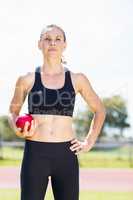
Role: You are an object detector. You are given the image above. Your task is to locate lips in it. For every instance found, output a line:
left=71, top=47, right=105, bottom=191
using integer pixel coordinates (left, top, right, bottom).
left=48, top=48, right=57, bottom=51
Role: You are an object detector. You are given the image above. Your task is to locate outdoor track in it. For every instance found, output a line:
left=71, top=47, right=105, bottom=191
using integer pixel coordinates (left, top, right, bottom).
left=0, top=167, right=133, bottom=191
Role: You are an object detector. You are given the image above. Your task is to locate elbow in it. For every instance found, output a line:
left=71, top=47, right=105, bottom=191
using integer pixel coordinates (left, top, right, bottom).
left=100, top=104, right=106, bottom=121
left=102, top=107, right=106, bottom=120
left=95, top=104, right=106, bottom=120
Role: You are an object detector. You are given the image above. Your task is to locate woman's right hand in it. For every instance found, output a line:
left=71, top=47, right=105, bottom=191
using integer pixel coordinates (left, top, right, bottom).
left=8, top=113, right=37, bottom=139
left=15, top=119, right=37, bottom=139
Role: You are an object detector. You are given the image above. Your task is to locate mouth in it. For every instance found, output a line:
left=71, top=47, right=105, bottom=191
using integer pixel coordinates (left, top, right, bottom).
left=48, top=48, right=57, bottom=52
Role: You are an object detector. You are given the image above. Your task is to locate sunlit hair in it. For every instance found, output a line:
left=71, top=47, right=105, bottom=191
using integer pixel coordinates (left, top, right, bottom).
left=40, top=24, right=66, bottom=42
left=39, top=24, right=67, bottom=64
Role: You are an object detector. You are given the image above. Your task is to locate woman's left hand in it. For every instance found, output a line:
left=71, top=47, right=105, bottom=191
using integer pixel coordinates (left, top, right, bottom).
left=70, top=138, right=94, bottom=155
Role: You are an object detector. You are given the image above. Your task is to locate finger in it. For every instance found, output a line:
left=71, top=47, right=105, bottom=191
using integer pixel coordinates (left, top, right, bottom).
left=30, top=119, right=37, bottom=130
left=15, top=128, right=23, bottom=137
left=70, top=143, right=80, bottom=150
left=17, top=127, right=22, bottom=132
left=28, top=120, right=34, bottom=131
left=23, top=121, right=30, bottom=132
left=75, top=151, right=80, bottom=155
left=15, top=127, right=22, bottom=134
left=28, top=120, right=36, bottom=137
left=22, top=122, right=30, bottom=137
left=70, top=138, right=78, bottom=144
left=75, top=147, right=83, bottom=154
left=30, top=119, right=37, bottom=131
left=70, top=140, right=81, bottom=148
left=70, top=145, right=82, bottom=152
left=23, top=131, right=28, bottom=138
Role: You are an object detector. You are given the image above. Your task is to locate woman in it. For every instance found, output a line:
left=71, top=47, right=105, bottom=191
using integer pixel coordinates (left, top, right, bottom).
left=9, top=24, right=106, bottom=200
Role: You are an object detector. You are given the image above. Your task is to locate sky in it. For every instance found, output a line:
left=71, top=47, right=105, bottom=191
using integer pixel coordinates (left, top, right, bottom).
left=0, top=0, right=132, bottom=137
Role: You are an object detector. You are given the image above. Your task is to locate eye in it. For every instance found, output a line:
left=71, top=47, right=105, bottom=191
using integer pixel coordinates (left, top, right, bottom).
left=56, top=38, right=61, bottom=41
left=44, top=38, right=51, bottom=41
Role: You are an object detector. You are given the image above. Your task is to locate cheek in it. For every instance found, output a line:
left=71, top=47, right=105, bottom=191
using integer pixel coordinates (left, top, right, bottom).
left=42, top=42, right=48, bottom=48
left=58, top=43, right=65, bottom=50
left=40, top=43, right=49, bottom=52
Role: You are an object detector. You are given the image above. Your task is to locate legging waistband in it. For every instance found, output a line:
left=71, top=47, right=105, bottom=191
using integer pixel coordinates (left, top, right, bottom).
left=24, top=139, right=75, bottom=156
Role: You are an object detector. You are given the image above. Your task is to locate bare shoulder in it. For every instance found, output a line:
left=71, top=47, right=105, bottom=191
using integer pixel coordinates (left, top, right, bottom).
left=68, top=68, right=105, bottom=113
left=15, top=71, right=35, bottom=93
left=70, top=70, right=91, bottom=94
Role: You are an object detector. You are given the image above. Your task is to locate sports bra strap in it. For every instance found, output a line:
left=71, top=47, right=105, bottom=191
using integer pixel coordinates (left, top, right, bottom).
left=33, top=67, right=42, bottom=88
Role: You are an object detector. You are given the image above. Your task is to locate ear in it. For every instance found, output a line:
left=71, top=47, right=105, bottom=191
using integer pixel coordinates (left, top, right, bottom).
left=63, top=42, right=67, bottom=51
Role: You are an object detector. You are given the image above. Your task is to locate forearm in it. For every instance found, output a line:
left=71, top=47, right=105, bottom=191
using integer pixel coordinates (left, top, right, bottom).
left=85, top=109, right=106, bottom=145
left=8, top=112, right=17, bottom=129
left=8, top=112, right=24, bottom=138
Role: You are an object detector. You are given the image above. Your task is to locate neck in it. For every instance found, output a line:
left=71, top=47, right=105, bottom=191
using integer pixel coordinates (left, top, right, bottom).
left=41, top=58, right=64, bottom=75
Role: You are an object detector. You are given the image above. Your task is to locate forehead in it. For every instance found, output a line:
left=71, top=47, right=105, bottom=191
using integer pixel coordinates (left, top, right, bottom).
left=42, top=27, right=64, bottom=37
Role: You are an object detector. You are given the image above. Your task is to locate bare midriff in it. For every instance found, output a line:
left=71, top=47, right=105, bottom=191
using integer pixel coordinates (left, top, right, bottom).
left=26, top=114, right=76, bottom=142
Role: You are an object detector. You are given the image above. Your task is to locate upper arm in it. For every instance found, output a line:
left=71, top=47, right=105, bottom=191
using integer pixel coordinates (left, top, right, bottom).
left=9, top=76, right=28, bottom=115
left=77, top=73, right=105, bottom=113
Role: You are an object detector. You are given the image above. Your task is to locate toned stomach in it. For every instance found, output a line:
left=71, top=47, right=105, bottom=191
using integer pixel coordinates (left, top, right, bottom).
left=26, top=114, right=76, bottom=142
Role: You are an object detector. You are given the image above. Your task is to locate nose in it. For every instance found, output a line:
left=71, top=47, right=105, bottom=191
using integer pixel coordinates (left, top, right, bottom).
left=50, top=40, right=56, bottom=46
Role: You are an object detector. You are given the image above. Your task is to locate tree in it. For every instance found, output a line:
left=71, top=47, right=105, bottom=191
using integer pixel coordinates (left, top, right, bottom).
left=0, top=115, right=20, bottom=141
left=103, top=95, right=130, bottom=137
left=73, top=108, right=93, bottom=140
left=73, top=95, right=130, bottom=140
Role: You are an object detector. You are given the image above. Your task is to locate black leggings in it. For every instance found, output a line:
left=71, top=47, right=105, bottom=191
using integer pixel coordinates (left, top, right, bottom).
left=20, top=139, right=79, bottom=200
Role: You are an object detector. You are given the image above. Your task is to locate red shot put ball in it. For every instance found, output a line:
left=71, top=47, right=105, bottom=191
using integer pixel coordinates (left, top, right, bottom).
left=15, top=114, right=33, bottom=131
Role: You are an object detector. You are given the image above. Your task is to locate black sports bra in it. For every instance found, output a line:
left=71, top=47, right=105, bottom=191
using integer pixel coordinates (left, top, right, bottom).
left=28, top=67, right=76, bottom=117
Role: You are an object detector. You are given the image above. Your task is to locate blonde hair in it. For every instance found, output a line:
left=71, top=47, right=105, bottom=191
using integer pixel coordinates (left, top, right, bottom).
left=40, top=24, right=66, bottom=41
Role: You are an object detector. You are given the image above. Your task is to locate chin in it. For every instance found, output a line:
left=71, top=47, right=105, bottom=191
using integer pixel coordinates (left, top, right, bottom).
left=48, top=52, right=59, bottom=58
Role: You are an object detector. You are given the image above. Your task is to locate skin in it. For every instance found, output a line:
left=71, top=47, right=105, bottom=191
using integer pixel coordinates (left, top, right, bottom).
left=9, top=27, right=106, bottom=154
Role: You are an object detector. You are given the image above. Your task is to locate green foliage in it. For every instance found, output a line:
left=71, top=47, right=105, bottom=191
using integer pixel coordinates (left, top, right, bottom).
left=74, top=95, right=130, bottom=139
left=0, top=115, right=19, bottom=141
left=1, top=145, right=133, bottom=168
left=73, top=109, right=93, bottom=140
left=103, top=95, right=130, bottom=136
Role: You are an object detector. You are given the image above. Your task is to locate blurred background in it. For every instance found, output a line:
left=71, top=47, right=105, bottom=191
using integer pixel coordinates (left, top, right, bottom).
left=0, top=0, right=133, bottom=199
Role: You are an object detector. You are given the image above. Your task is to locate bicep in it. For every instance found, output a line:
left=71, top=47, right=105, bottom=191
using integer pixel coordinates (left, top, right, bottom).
left=9, top=76, right=27, bottom=115
left=78, top=73, right=104, bottom=113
